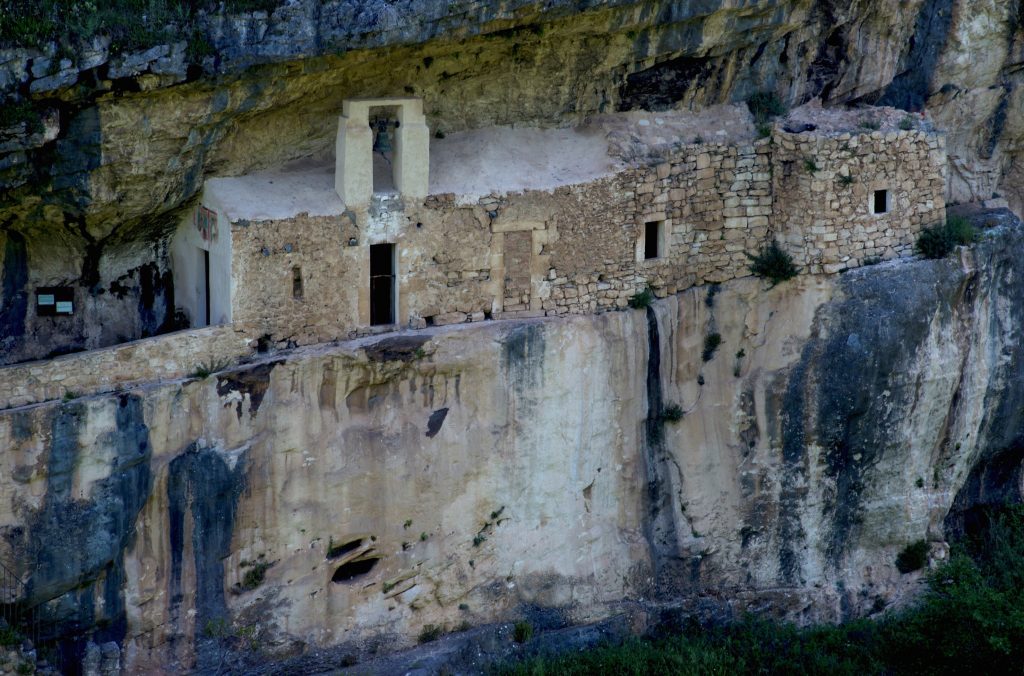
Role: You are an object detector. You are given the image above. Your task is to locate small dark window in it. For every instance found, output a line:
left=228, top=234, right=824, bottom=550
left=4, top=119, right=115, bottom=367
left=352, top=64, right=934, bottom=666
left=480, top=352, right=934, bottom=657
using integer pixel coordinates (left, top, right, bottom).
left=644, top=221, right=661, bottom=259
left=292, top=266, right=303, bottom=300
left=873, top=190, right=889, bottom=215
left=36, top=287, right=74, bottom=316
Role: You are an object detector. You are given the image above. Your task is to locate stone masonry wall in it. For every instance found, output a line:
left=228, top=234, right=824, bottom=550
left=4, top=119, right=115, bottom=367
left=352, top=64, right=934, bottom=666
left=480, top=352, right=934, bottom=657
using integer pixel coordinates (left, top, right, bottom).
left=773, top=129, right=947, bottom=273
left=0, top=128, right=947, bottom=409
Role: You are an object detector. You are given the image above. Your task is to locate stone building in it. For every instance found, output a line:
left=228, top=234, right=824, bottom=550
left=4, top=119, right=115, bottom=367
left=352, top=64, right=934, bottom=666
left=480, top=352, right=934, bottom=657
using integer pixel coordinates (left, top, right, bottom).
left=168, top=97, right=946, bottom=348
left=0, top=99, right=947, bottom=409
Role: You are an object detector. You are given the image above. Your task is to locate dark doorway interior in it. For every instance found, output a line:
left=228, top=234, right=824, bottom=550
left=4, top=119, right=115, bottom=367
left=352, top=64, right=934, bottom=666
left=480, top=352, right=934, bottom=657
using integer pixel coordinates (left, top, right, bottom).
left=370, top=243, right=396, bottom=326
left=202, top=248, right=211, bottom=326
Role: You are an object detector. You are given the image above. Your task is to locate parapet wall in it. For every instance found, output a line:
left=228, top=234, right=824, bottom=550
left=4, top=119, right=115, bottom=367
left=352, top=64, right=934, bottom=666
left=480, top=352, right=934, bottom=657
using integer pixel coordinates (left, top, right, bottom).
left=0, top=326, right=253, bottom=410
left=0, top=127, right=947, bottom=410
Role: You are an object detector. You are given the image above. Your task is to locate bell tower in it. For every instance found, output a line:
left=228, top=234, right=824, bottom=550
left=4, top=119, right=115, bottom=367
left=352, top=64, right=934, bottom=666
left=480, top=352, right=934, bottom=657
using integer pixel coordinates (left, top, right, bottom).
left=335, top=97, right=430, bottom=208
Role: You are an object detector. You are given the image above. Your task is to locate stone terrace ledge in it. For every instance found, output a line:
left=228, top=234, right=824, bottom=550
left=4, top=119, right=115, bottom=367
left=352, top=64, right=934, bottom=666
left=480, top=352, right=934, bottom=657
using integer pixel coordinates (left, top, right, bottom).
left=0, top=325, right=253, bottom=410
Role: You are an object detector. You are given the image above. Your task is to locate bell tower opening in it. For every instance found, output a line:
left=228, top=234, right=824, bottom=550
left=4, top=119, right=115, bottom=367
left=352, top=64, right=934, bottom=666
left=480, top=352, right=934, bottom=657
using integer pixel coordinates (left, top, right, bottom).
left=369, top=106, right=399, bottom=194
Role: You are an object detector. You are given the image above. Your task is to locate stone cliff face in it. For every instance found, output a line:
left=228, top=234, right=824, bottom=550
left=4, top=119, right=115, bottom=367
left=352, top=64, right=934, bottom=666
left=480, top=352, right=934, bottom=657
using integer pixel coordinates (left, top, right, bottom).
left=3, top=221, right=1023, bottom=670
left=3, top=0, right=1024, bottom=359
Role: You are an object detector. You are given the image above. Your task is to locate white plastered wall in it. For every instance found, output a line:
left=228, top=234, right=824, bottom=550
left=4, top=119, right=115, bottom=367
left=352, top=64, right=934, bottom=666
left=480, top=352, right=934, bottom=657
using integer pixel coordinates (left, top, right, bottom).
left=170, top=191, right=233, bottom=328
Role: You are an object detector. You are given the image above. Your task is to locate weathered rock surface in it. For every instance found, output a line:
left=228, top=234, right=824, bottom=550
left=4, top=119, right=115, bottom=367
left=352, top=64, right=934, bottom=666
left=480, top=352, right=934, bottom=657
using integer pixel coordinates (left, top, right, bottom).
left=1, top=221, right=1023, bottom=670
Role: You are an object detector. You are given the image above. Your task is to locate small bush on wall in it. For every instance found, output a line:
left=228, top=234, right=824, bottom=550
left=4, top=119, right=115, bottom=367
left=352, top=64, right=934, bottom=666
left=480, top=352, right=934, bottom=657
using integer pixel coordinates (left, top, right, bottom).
left=748, top=239, right=798, bottom=287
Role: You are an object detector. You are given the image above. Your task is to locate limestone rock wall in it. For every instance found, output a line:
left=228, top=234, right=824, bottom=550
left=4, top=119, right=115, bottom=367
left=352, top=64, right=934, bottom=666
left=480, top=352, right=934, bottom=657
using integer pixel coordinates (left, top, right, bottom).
left=1, top=222, right=1024, bottom=670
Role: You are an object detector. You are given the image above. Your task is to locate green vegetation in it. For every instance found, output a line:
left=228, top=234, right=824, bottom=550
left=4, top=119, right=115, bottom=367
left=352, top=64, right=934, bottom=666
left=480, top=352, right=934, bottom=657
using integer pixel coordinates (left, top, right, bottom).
left=916, top=216, right=976, bottom=259
left=747, top=92, right=787, bottom=125
left=899, top=115, right=915, bottom=131
left=859, top=116, right=882, bottom=131
left=504, top=504, right=1024, bottom=675
left=748, top=239, right=798, bottom=287
left=837, top=173, right=855, bottom=187
left=0, top=0, right=280, bottom=52
left=513, top=621, right=534, bottom=644
left=895, top=539, right=930, bottom=574
left=0, top=100, right=43, bottom=134
left=419, top=624, right=443, bottom=644
left=628, top=287, right=655, bottom=309
left=803, top=157, right=819, bottom=173
left=661, top=403, right=684, bottom=422
left=239, top=558, right=272, bottom=590
left=701, top=333, right=722, bottom=362
left=190, top=357, right=231, bottom=379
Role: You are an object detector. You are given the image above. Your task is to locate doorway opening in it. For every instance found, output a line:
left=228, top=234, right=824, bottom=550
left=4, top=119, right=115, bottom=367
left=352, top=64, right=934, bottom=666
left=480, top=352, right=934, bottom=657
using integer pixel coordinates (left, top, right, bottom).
left=197, top=248, right=211, bottom=327
left=370, top=243, right=396, bottom=326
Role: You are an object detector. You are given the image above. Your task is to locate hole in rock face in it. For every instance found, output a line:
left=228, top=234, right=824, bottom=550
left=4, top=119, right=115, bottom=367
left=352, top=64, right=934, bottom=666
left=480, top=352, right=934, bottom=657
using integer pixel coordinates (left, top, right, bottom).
left=332, top=557, right=380, bottom=583
left=327, top=538, right=363, bottom=560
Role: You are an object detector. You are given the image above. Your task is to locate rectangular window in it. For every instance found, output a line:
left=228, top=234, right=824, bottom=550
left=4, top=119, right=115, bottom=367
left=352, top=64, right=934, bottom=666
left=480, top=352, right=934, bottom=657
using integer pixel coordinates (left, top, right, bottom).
left=872, top=189, right=890, bottom=215
left=292, top=266, right=303, bottom=300
left=644, top=220, right=662, bottom=259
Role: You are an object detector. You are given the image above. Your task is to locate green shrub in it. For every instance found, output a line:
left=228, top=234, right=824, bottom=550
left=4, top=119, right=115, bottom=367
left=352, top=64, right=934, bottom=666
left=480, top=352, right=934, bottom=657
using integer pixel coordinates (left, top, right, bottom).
left=748, top=239, right=798, bottom=286
left=661, top=403, right=684, bottom=422
left=504, top=505, right=1024, bottom=676
left=513, top=620, right=533, bottom=643
left=701, top=333, right=722, bottom=362
left=747, top=92, right=787, bottom=124
left=837, top=173, right=855, bottom=187
left=859, top=116, right=881, bottom=131
left=419, top=624, right=443, bottom=643
left=916, top=216, right=975, bottom=259
left=896, top=539, right=930, bottom=573
left=803, top=158, right=819, bottom=173
left=899, top=115, right=915, bottom=131
left=756, top=122, right=772, bottom=139
left=628, top=287, right=655, bottom=309
left=240, top=559, right=272, bottom=590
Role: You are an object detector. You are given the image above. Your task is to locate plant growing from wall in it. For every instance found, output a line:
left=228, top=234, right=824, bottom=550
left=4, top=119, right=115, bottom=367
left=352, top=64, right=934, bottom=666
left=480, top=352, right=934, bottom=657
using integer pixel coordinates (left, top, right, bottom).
left=899, top=115, right=915, bottom=131
left=701, top=333, right=722, bottom=362
left=628, top=287, right=655, bottom=309
left=803, top=157, right=819, bottom=173
left=661, top=403, right=684, bottom=422
left=837, top=173, right=855, bottom=187
left=916, top=216, right=976, bottom=259
left=419, top=624, right=443, bottom=643
left=748, top=239, right=799, bottom=287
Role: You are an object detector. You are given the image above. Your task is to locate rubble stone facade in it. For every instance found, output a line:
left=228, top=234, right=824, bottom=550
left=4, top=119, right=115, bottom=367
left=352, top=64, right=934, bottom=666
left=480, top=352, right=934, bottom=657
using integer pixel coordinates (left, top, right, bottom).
left=0, top=125, right=947, bottom=409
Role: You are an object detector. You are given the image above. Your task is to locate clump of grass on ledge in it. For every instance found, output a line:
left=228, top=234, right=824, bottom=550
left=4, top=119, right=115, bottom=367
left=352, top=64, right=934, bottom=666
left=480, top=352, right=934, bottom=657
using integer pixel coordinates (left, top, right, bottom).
left=803, top=157, right=819, bottom=173
left=190, top=358, right=232, bottom=380
left=837, top=173, right=855, bottom=187
left=747, top=91, right=787, bottom=125
left=502, top=504, right=1024, bottom=676
left=628, top=287, right=655, bottom=309
left=513, top=620, right=533, bottom=644
left=748, top=239, right=798, bottom=287
left=916, top=215, right=976, bottom=259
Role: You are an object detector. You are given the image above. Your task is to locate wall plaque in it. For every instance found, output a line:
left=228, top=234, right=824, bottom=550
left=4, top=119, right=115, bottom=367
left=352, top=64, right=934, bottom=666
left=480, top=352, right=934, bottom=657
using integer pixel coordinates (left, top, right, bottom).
left=36, top=288, right=74, bottom=316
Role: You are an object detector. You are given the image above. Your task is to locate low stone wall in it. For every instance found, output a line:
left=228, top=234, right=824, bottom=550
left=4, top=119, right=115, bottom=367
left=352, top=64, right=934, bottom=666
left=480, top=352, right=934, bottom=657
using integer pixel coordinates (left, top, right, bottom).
left=0, top=325, right=253, bottom=410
